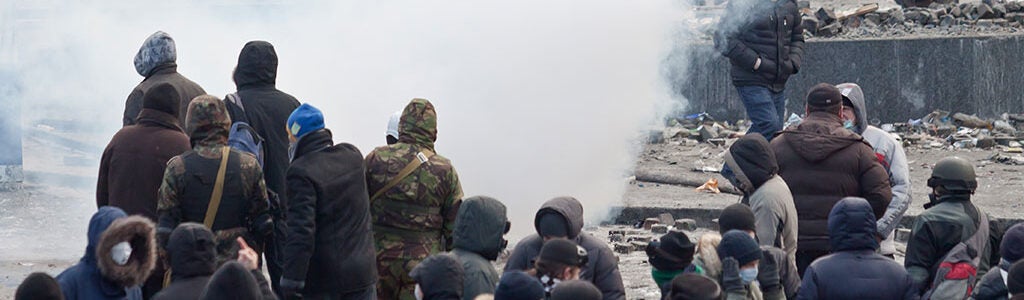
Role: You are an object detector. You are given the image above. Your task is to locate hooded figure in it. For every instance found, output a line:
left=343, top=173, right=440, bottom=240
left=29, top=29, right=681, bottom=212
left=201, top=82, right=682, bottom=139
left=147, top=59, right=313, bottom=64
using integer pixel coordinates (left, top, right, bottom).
left=123, top=31, right=206, bottom=127
left=723, top=133, right=798, bottom=263
left=797, top=197, right=917, bottom=300
left=410, top=254, right=465, bottom=300
left=504, top=197, right=625, bottom=300
left=549, top=280, right=602, bottom=300
left=227, top=41, right=301, bottom=296
left=152, top=223, right=217, bottom=300
left=836, top=83, right=913, bottom=259
left=365, top=98, right=464, bottom=300
left=157, top=95, right=271, bottom=264
left=280, top=104, right=378, bottom=299
left=450, top=196, right=509, bottom=299
left=972, top=223, right=1024, bottom=300
left=199, top=261, right=275, bottom=300
left=770, top=83, right=892, bottom=275
left=57, top=207, right=156, bottom=300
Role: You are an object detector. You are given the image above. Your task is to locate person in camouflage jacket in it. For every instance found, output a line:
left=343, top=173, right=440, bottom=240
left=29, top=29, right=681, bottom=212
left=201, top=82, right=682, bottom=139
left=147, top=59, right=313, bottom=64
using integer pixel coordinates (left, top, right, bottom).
left=365, top=98, right=463, bottom=300
left=157, top=95, right=271, bottom=264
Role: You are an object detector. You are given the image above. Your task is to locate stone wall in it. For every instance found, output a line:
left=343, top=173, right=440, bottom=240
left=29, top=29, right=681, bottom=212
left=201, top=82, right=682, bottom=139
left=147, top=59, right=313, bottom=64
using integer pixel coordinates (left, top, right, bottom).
left=677, top=34, right=1024, bottom=123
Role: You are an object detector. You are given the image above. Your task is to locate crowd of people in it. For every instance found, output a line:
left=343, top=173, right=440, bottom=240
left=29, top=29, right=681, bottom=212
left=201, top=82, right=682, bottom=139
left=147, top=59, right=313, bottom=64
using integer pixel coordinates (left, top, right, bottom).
left=9, top=15, right=1024, bottom=300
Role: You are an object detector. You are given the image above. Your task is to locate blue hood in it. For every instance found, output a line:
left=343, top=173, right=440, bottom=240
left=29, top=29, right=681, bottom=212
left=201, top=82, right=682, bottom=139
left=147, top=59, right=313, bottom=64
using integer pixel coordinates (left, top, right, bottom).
left=828, top=197, right=879, bottom=252
left=84, top=207, right=128, bottom=263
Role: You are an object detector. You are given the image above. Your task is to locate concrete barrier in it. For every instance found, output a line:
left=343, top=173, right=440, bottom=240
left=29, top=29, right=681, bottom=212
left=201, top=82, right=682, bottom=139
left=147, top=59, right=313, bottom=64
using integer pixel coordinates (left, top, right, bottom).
left=676, top=34, right=1024, bottom=123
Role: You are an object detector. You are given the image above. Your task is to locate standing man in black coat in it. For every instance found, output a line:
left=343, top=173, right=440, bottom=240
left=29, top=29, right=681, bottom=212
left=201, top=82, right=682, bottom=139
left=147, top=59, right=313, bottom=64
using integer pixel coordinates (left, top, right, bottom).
left=715, top=0, right=804, bottom=140
left=123, top=31, right=206, bottom=127
left=279, top=104, right=378, bottom=300
left=226, top=40, right=302, bottom=296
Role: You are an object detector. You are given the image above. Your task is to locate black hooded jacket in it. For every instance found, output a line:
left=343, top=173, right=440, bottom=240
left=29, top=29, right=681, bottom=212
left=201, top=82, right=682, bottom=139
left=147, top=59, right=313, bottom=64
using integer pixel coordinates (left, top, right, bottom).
left=229, top=41, right=301, bottom=207
left=504, top=197, right=625, bottom=300
left=770, top=112, right=892, bottom=252
left=153, top=223, right=217, bottom=300
left=410, top=254, right=465, bottom=300
left=451, top=196, right=508, bottom=299
left=199, top=261, right=275, bottom=300
left=797, top=198, right=918, bottom=300
left=281, top=129, right=378, bottom=295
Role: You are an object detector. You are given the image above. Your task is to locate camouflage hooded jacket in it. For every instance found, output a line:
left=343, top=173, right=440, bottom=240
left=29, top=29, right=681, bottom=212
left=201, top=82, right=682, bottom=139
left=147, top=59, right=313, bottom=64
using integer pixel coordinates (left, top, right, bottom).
left=157, top=95, right=268, bottom=241
left=365, top=98, right=463, bottom=251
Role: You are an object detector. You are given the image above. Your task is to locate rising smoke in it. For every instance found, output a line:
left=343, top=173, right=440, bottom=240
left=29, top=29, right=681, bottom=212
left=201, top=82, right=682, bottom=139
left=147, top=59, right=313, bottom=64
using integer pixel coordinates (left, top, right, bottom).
left=5, top=0, right=695, bottom=239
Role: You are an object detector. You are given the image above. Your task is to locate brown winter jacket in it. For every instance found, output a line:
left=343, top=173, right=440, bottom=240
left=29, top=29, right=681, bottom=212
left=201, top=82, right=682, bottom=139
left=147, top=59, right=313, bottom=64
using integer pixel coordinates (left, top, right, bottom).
left=97, top=109, right=191, bottom=221
left=770, top=111, right=892, bottom=252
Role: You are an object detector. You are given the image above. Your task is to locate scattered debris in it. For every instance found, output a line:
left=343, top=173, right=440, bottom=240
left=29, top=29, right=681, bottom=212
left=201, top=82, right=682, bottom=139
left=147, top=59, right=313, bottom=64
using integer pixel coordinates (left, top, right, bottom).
left=674, top=219, right=699, bottom=231
left=896, top=228, right=912, bottom=243
left=695, top=178, right=721, bottom=194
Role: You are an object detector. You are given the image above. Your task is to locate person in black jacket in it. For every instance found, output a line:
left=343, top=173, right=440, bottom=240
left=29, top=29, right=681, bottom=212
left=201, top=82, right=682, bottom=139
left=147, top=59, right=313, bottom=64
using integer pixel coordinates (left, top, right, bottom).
left=973, top=223, right=1024, bottom=300
left=153, top=223, right=217, bottom=300
left=796, top=197, right=918, bottom=300
left=123, top=31, right=205, bottom=127
left=279, top=104, right=377, bottom=300
left=226, top=41, right=302, bottom=296
left=714, top=0, right=804, bottom=140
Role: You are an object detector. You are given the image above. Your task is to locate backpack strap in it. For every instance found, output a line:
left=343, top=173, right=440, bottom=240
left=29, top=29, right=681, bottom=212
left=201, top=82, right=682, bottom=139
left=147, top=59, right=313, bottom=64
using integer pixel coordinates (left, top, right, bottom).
left=225, top=93, right=245, bottom=112
left=966, top=210, right=989, bottom=265
left=204, top=147, right=232, bottom=229
left=370, top=149, right=435, bottom=202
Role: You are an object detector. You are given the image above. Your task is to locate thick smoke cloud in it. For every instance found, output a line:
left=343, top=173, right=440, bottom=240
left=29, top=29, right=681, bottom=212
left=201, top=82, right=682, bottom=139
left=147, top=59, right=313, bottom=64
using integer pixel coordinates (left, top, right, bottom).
left=7, top=0, right=691, bottom=239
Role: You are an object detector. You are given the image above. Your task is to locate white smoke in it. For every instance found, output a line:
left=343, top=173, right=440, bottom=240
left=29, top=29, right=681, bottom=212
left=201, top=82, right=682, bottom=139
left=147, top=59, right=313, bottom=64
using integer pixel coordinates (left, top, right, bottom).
left=6, top=0, right=692, bottom=239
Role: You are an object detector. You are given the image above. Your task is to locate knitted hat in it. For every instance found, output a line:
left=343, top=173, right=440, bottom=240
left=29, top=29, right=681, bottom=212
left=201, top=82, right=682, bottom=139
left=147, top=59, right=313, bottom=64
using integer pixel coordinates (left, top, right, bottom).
left=287, top=103, right=325, bottom=139
left=646, top=230, right=696, bottom=271
left=539, top=239, right=588, bottom=267
left=1002, top=224, right=1024, bottom=263
left=550, top=280, right=602, bottom=300
left=1009, top=260, right=1024, bottom=296
left=142, top=83, right=181, bottom=117
left=494, top=271, right=545, bottom=300
left=667, top=274, right=722, bottom=300
left=718, top=204, right=756, bottom=234
left=15, top=272, right=63, bottom=300
left=717, top=230, right=762, bottom=267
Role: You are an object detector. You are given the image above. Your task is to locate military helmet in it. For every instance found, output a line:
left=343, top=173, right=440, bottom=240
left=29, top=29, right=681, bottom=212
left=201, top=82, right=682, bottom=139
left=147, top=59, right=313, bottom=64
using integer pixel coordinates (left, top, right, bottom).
left=927, top=156, right=977, bottom=194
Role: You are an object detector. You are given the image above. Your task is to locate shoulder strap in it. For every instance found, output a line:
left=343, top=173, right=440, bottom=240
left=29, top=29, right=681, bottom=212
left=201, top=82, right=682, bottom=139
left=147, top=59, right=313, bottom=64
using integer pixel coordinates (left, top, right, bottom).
left=203, top=147, right=232, bottom=229
left=967, top=211, right=989, bottom=265
left=370, top=149, right=435, bottom=201
left=225, top=93, right=245, bottom=112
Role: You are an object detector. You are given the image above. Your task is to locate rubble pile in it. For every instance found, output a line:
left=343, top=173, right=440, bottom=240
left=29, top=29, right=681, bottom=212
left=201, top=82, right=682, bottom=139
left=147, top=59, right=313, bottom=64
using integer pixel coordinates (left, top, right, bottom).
left=611, top=213, right=701, bottom=255
left=803, top=1, right=1024, bottom=38
left=652, top=112, right=748, bottom=148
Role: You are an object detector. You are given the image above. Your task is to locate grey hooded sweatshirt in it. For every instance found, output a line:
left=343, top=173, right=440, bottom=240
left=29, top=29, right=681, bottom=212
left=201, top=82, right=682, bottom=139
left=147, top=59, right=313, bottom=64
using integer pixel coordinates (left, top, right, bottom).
left=450, top=196, right=508, bottom=300
left=837, top=83, right=912, bottom=256
left=504, top=197, right=626, bottom=300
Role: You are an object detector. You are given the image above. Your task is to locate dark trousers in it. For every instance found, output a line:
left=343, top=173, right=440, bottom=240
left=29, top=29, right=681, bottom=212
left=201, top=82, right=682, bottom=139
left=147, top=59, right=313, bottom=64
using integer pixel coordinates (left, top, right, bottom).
left=266, top=222, right=288, bottom=299
left=796, top=249, right=830, bottom=278
left=722, top=85, right=788, bottom=183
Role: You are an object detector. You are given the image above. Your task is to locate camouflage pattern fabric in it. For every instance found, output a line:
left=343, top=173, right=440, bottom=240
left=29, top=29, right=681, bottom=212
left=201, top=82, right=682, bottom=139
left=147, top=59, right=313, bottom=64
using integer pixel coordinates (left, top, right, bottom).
left=365, top=98, right=463, bottom=300
left=134, top=31, right=176, bottom=77
left=157, top=95, right=267, bottom=242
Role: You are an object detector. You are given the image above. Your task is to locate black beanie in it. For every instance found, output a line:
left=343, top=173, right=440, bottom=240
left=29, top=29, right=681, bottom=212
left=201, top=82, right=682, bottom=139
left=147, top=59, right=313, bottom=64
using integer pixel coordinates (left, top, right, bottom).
left=718, top=204, right=756, bottom=235
left=495, top=271, right=545, bottom=300
left=646, top=230, right=696, bottom=271
left=539, top=238, right=587, bottom=267
left=806, top=83, right=843, bottom=113
left=717, top=230, right=762, bottom=267
left=1010, top=260, right=1024, bottom=296
left=142, top=83, right=181, bottom=117
left=1002, top=224, right=1024, bottom=263
left=668, top=274, right=722, bottom=300
left=16, top=272, right=63, bottom=300
left=537, top=212, right=569, bottom=238
left=550, top=280, right=602, bottom=300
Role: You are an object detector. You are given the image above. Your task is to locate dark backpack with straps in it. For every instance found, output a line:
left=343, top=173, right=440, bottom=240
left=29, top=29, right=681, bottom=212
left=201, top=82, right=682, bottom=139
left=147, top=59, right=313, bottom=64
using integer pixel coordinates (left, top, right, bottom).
left=923, top=211, right=990, bottom=300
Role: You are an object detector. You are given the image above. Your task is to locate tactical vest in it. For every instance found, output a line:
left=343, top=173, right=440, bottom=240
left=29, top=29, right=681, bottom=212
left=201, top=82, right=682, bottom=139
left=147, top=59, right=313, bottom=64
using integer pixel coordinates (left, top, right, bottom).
left=178, top=149, right=249, bottom=232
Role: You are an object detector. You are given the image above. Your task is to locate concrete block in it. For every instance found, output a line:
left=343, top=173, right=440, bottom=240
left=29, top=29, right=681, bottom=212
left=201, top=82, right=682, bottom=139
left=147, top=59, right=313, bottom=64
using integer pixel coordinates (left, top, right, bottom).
left=643, top=218, right=660, bottom=230
left=658, top=213, right=675, bottom=227
left=896, top=228, right=913, bottom=242
left=675, top=219, right=699, bottom=231
left=609, top=234, right=625, bottom=243
left=631, top=241, right=648, bottom=251
left=614, top=243, right=633, bottom=254
left=651, top=224, right=669, bottom=234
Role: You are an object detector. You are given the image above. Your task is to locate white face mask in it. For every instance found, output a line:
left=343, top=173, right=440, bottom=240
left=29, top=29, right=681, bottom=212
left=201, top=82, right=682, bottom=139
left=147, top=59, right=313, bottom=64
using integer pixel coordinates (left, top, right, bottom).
left=414, top=284, right=423, bottom=300
left=111, top=242, right=133, bottom=266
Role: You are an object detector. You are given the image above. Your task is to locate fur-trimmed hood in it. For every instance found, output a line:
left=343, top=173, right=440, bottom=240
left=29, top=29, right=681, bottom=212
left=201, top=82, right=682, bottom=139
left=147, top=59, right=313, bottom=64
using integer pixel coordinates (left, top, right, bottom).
left=96, top=215, right=157, bottom=288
